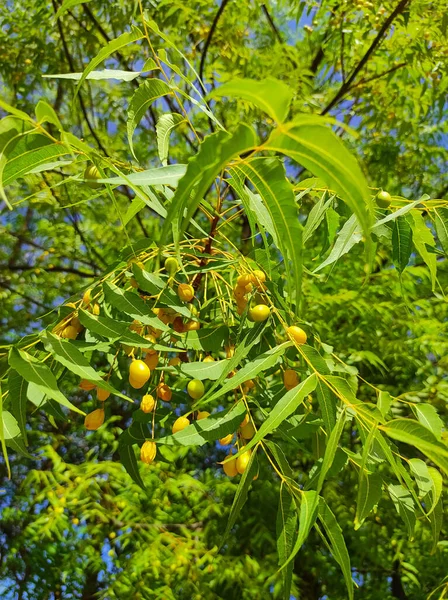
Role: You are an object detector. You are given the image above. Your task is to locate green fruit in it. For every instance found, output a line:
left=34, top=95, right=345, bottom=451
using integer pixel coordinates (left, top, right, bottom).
left=164, top=256, right=179, bottom=274
left=84, top=165, right=101, bottom=189
left=187, top=379, right=205, bottom=400
left=376, top=190, right=392, bottom=208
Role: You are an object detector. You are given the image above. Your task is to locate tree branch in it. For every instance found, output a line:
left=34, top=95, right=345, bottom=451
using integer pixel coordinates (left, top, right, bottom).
left=261, top=3, right=283, bottom=43
left=3, top=265, right=96, bottom=278
left=199, top=0, right=232, bottom=88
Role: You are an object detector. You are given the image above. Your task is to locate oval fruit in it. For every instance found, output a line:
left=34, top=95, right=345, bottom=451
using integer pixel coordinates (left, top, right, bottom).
left=240, top=422, right=255, bottom=440
left=97, top=387, right=110, bottom=402
left=197, top=410, right=210, bottom=420
left=61, top=325, right=78, bottom=340
left=236, top=450, right=252, bottom=474
left=84, top=408, right=105, bottom=431
left=141, top=394, right=155, bottom=413
left=157, top=383, right=172, bottom=402
left=286, top=325, right=307, bottom=345
left=79, top=379, right=96, bottom=391
left=249, top=305, right=271, bottom=322
left=376, top=190, right=392, bottom=208
left=187, top=379, right=205, bottom=400
left=223, top=455, right=238, bottom=477
left=172, top=416, right=190, bottom=434
left=140, top=440, right=157, bottom=464
left=219, top=434, right=233, bottom=445
left=129, top=360, right=150, bottom=385
left=237, top=274, right=251, bottom=286
left=164, top=257, right=179, bottom=274
left=84, top=165, right=101, bottom=188
left=178, top=283, right=194, bottom=302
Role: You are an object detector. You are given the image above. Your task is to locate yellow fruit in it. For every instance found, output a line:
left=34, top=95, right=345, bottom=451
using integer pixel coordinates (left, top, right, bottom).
left=240, top=422, right=255, bottom=440
left=240, top=414, right=250, bottom=428
left=164, top=256, right=179, bottom=274
left=187, top=379, right=205, bottom=400
left=130, top=320, right=143, bottom=333
left=233, top=285, right=247, bottom=300
left=223, top=454, right=238, bottom=477
left=286, top=325, right=307, bottom=345
left=172, top=416, right=190, bottom=434
left=197, top=410, right=210, bottom=420
left=79, top=379, right=96, bottom=391
left=168, top=357, right=181, bottom=367
left=219, top=434, right=233, bottom=445
left=244, top=379, right=255, bottom=391
left=244, top=282, right=253, bottom=293
left=71, top=316, right=82, bottom=331
left=82, top=289, right=92, bottom=305
left=72, top=518, right=79, bottom=525
left=61, top=325, right=78, bottom=340
left=185, top=320, right=200, bottom=331
left=203, top=355, right=215, bottom=362
left=92, top=303, right=100, bottom=315
left=249, top=305, right=271, bottom=322
left=144, top=352, right=159, bottom=370
left=251, top=270, right=266, bottom=284
left=65, top=302, right=77, bottom=309
left=109, top=532, right=116, bottom=539
left=84, top=165, right=101, bottom=188
left=141, top=394, right=155, bottom=413
left=140, top=440, right=157, bottom=464
left=129, top=376, right=145, bottom=390
left=97, top=387, right=111, bottom=402
left=157, top=383, right=172, bottom=402
left=129, top=360, right=150, bottom=386
left=237, top=274, right=251, bottom=286
left=236, top=450, right=252, bottom=474
left=84, top=408, right=105, bottom=431
left=178, top=283, right=194, bottom=302
left=283, top=369, right=299, bottom=389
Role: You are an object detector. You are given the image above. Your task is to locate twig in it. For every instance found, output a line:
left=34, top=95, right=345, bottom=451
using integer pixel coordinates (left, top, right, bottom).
left=4, top=265, right=96, bottom=278
left=199, top=0, right=232, bottom=88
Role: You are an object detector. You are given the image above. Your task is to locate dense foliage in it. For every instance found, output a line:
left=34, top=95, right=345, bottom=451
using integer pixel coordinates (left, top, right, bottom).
left=0, top=1, right=447, bottom=599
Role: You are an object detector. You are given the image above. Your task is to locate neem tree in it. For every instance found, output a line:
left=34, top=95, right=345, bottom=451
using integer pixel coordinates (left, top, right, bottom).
left=0, top=8, right=447, bottom=600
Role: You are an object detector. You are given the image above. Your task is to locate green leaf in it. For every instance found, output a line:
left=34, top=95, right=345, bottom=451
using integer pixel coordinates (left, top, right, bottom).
left=157, top=402, right=246, bottom=446
left=303, top=194, right=334, bottom=244
left=429, top=496, right=443, bottom=553
left=41, top=332, right=133, bottom=403
left=43, top=69, right=148, bottom=82
left=52, top=0, right=93, bottom=22
left=316, top=379, right=336, bottom=432
left=7, top=369, right=28, bottom=443
left=392, top=216, right=413, bottom=273
left=232, top=374, right=317, bottom=459
left=434, top=207, right=448, bottom=257
left=276, top=485, right=297, bottom=600
left=355, top=426, right=382, bottom=529
left=8, top=347, right=84, bottom=415
left=127, top=79, right=173, bottom=159
left=208, top=77, right=294, bottom=123
left=314, top=214, right=361, bottom=272
left=131, top=266, right=191, bottom=318
left=318, top=498, right=354, bottom=600
left=179, top=360, right=228, bottom=381
left=325, top=375, right=384, bottom=422
left=377, top=391, right=392, bottom=417
left=411, top=403, right=443, bottom=439
left=408, top=210, right=437, bottom=290
left=265, top=116, right=373, bottom=237
left=78, top=309, right=150, bottom=345
left=156, top=113, right=185, bottom=166
left=97, top=164, right=186, bottom=187
left=179, top=326, right=229, bottom=353
left=0, top=382, right=11, bottom=477
left=388, top=484, right=416, bottom=538
left=74, top=27, right=144, bottom=100
left=409, top=458, right=433, bottom=498
left=35, top=100, right=62, bottom=129
left=118, top=444, right=146, bottom=490
left=427, top=467, right=443, bottom=516
left=279, top=490, right=318, bottom=571
left=317, top=410, right=346, bottom=493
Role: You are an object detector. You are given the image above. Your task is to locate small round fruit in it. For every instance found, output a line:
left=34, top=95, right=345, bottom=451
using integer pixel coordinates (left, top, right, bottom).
left=109, top=532, right=116, bottom=540
left=97, top=387, right=111, bottom=402
left=129, top=376, right=145, bottom=389
left=241, top=414, right=250, bottom=428
left=240, top=422, right=255, bottom=440
left=71, top=316, right=82, bottom=331
left=84, top=165, right=101, bottom=189
left=287, top=325, right=307, bottom=345
left=172, top=316, right=185, bottom=333
left=61, top=325, right=78, bottom=340
left=203, top=355, right=215, bottom=363
left=172, top=416, right=190, bottom=434
left=84, top=408, right=105, bottom=431
left=219, top=434, right=234, bottom=445
left=144, top=352, right=159, bottom=370
left=187, top=379, right=205, bottom=400
left=251, top=270, right=266, bottom=284
left=72, top=518, right=80, bottom=525
left=157, top=383, right=172, bottom=402
left=249, top=305, right=271, bottom=322
left=236, top=450, right=252, bottom=474
left=140, top=440, right=157, bottom=464
left=129, top=360, right=150, bottom=385
left=283, top=369, right=299, bottom=389
left=185, top=320, right=200, bottom=331
left=223, top=455, right=238, bottom=477
left=243, top=379, right=255, bottom=391
left=376, top=190, right=392, bottom=208
left=82, top=289, right=92, bottom=305
left=141, top=394, right=155, bottom=413
left=178, top=283, right=194, bottom=302
left=197, top=410, right=210, bottom=420
left=164, top=257, right=179, bottom=274
left=79, top=379, right=96, bottom=391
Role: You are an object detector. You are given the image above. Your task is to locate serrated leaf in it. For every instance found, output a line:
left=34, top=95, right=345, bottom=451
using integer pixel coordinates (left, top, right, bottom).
left=276, top=485, right=297, bottom=600
left=388, top=484, right=416, bottom=538
left=429, top=496, right=443, bottom=553
left=409, top=458, right=433, bottom=498
left=392, top=216, right=413, bottom=273
left=157, top=402, right=246, bottom=446
left=118, top=444, right=146, bottom=490
left=314, top=214, right=361, bottom=272
left=43, top=69, right=149, bottom=81
left=434, top=207, right=448, bottom=257
left=427, top=467, right=443, bottom=516
left=303, top=194, right=334, bottom=244
left=35, top=100, right=62, bottom=129
left=7, top=369, right=28, bottom=443
left=317, top=410, right=346, bottom=493
left=412, top=403, right=443, bottom=439
left=279, top=490, right=318, bottom=571
left=377, top=391, right=392, bottom=417
left=8, top=348, right=84, bottom=415
left=78, top=309, right=150, bottom=345
left=179, top=360, right=228, bottom=381
left=156, top=113, right=185, bottom=166
left=409, top=210, right=437, bottom=290
left=98, top=164, right=186, bottom=186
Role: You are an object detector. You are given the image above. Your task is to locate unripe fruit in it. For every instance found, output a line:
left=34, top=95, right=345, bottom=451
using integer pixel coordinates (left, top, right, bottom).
left=172, top=416, right=190, bottom=434
left=185, top=320, right=200, bottom=331
left=233, top=285, right=246, bottom=300
left=129, top=360, right=150, bottom=387
left=144, top=352, right=159, bottom=370
left=197, top=410, right=210, bottom=420
left=249, top=304, right=271, bottom=322
left=177, top=283, right=194, bottom=302
left=236, top=450, right=252, bottom=474
left=97, top=387, right=111, bottom=402
left=219, top=433, right=234, bottom=445
left=82, top=289, right=92, bottom=305
left=376, top=190, right=392, bottom=208
left=287, top=325, right=307, bottom=345
left=61, top=325, right=78, bottom=340
left=157, top=383, right=172, bottom=402
left=164, top=257, right=179, bottom=274
left=187, top=379, right=205, bottom=400
left=79, top=379, right=96, bottom=391
left=283, top=369, right=299, bottom=389
left=240, top=422, right=255, bottom=440
left=141, top=394, right=155, bottom=413
left=203, top=355, right=215, bottom=363
left=140, top=440, right=157, bottom=464
left=223, top=454, right=238, bottom=477
left=84, top=408, right=105, bottom=430
left=84, top=165, right=101, bottom=188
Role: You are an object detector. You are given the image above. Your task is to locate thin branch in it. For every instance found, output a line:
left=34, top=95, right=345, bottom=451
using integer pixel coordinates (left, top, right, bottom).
left=261, top=4, right=283, bottom=43
left=321, top=0, right=411, bottom=115
left=0, top=281, right=50, bottom=310
left=4, top=265, right=96, bottom=278
left=199, top=0, right=232, bottom=88
left=351, top=62, right=407, bottom=88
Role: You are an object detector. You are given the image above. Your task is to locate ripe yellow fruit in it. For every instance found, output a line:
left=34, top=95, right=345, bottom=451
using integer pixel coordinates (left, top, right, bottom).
left=84, top=408, right=105, bottom=431
left=172, top=416, right=190, bottom=434
left=237, top=274, right=251, bottom=286
left=219, top=434, right=234, bottom=445
left=71, top=316, right=82, bottom=332
left=79, top=379, right=96, bottom=391
left=61, top=325, right=78, bottom=340
left=376, top=190, right=392, bottom=208
left=129, top=360, right=150, bottom=387
left=129, top=376, right=145, bottom=389
left=97, top=387, right=111, bottom=402
left=142, top=335, right=157, bottom=352
left=140, top=440, right=157, bottom=464
left=286, top=325, right=307, bottom=345
left=92, top=303, right=100, bottom=315
left=233, top=285, right=247, bottom=300
left=223, top=454, right=238, bottom=477
left=168, top=357, right=181, bottom=367
left=157, top=383, right=172, bottom=402
left=187, top=379, right=205, bottom=400
left=283, top=369, right=299, bottom=389
left=84, top=165, right=101, bottom=188
left=243, top=379, right=255, bottom=391
left=240, top=422, right=255, bottom=440
left=82, top=289, right=92, bottom=305
left=197, top=410, right=210, bottom=420
left=240, top=414, right=250, bottom=428
left=185, top=320, right=200, bottom=331
left=178, top=283, right=194, bottom=302
left=251, top=270, right=266, bottom=284
left=249, top=304, right=271, bottom=322
left=72, top=518, right=80, bottom=525
left=141, top=394, right=155, bottom=413
left=165, top=256, right=179, bottom=274
left=236, top=450, right=252, bottom=474
left=144, top=352, right=159, bottom=370
left=109, top=532, right=116, bottom=539
left=203, top=355, right=215, bottom=363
